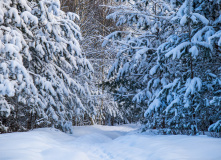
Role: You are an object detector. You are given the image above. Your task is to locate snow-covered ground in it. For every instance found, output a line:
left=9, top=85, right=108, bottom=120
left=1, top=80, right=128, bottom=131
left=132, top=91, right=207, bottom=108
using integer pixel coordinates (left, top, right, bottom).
left=0, top=124, right=221, bottom=160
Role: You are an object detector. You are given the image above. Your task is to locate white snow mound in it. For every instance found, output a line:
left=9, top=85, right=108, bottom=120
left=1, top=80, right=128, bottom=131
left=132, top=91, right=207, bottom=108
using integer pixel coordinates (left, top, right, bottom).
left=0, top=124, right=221, bottom=160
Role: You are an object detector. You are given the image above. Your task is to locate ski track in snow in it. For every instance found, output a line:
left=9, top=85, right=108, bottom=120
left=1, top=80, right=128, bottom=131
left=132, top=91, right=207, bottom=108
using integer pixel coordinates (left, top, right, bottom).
left=0, top=124, right=221, bottom=160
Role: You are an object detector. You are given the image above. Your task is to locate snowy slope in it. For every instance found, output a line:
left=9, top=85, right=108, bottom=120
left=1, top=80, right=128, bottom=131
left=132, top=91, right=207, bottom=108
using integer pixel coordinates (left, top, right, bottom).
left=0, top=124, right=221, bottom=160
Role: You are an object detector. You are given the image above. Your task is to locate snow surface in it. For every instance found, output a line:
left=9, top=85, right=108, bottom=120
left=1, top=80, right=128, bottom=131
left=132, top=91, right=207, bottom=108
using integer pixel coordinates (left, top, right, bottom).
left=0, top=124, right=221, bottom=160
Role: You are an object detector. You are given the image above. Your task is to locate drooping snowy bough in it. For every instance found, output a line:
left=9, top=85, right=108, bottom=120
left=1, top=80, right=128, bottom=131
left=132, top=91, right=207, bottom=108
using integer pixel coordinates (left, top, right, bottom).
left=0, top=0, right=93, bottom=133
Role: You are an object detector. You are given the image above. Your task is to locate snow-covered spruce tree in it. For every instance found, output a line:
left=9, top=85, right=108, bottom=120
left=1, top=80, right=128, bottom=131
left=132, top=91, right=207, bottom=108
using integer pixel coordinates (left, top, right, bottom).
left=144, top=0, right=221, bottom=135
left=0, top=0, right=40, bottom=133
left=103, top=0, right=174, bottom=123
left=30, top=0, right=94, bottom=132
left=0, top=0, right=93, bottom=133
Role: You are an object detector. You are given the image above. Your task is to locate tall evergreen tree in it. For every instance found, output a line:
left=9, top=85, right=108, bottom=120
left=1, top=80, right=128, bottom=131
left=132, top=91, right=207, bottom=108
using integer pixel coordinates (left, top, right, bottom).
left=0, top=0, right=93, bottom=133
left=104, top=0, right=174, bottom=123
left=144, top=0, right=221, bottom=134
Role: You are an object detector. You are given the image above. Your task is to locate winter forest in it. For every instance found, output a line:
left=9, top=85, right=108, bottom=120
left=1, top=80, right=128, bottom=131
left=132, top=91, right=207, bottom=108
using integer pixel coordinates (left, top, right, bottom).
left=0, top=0, right=220, bottom=138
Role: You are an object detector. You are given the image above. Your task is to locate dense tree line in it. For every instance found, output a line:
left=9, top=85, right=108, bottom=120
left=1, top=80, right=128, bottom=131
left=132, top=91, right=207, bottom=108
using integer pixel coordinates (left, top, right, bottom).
left=104, top=0, right=221, bottom=134
left=0, top=0, right=220, bottom=135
